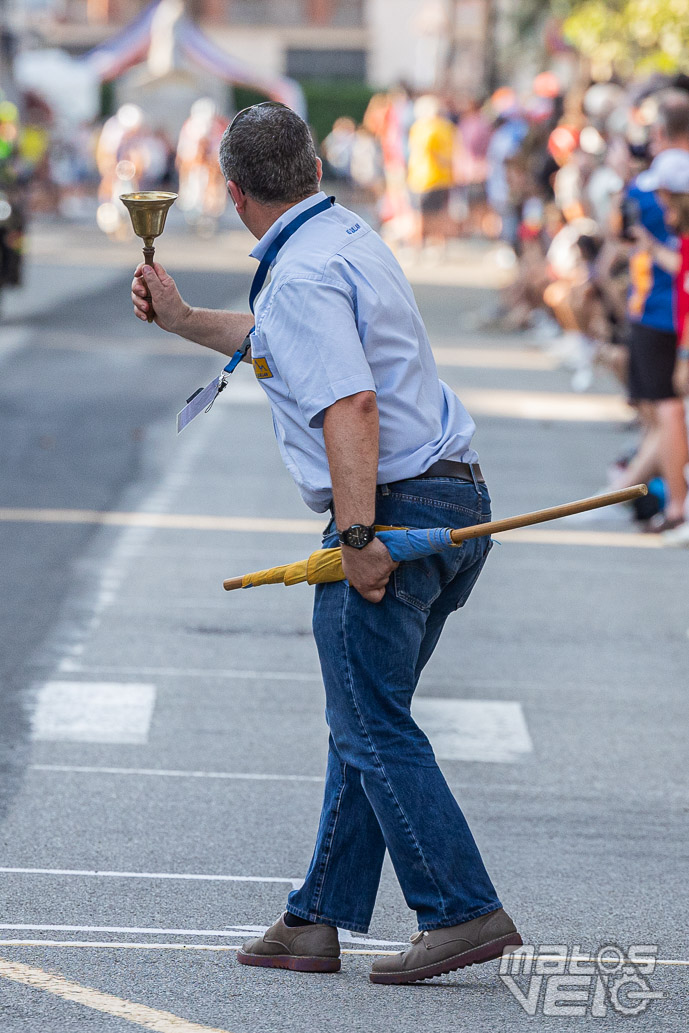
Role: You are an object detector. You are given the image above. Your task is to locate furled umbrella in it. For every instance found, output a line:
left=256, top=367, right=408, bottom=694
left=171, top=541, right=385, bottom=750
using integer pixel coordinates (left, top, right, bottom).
left=223, top=485, right=646, bottom=592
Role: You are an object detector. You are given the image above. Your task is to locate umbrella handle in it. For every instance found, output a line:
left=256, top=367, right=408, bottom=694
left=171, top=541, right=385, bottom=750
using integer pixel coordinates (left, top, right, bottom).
left=222, top=484, right=647, bottom=592
left=449, top=484, right=647, bottom=544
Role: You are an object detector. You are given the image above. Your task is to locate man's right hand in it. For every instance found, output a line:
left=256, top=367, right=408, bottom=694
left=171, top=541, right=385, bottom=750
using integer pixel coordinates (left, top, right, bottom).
left=131, top=262, right=190, bottom=334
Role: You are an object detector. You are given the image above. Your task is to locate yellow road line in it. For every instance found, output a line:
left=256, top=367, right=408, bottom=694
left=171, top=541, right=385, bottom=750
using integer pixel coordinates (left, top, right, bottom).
left=433, top=346, right=559, bottom=371
left=26, top=336, right=560, bottom=370
left=496, top=527, right=663, bottom=548
left=0, top=955, right=232, bottom=1033
left=461, top=388, right=631, bottom=422
left=0, top=508, right=322, bottom=534
left=0, top=507, right=665, bottom=548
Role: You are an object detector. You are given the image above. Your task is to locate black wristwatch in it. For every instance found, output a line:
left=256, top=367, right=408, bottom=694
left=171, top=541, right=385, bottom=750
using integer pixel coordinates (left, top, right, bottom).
left=338, top=524, right=376, bottom=549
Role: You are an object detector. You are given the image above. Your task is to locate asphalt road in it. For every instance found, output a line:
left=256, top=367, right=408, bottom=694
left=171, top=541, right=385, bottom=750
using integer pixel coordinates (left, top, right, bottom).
left=0, top=227, right=687, bottom=1033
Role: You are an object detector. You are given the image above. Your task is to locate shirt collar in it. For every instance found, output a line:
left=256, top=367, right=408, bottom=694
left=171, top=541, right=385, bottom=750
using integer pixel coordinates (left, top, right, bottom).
left=249, top=190, right=329, bottom=261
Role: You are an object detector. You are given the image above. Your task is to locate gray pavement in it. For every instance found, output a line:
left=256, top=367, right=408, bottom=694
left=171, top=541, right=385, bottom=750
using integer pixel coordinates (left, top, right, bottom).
left=0, top=224, right=687, bottom=1032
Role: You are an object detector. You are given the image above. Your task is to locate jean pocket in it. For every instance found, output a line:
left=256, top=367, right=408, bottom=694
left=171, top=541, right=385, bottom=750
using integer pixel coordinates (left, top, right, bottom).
left=451, top=537, right=493, bottom=611
left=392, top=543, right=469, bottom=612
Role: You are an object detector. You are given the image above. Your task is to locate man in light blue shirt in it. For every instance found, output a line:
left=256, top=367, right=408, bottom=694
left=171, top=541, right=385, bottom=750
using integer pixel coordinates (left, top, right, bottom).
left=131, top=102, right=520, bottom=984
left=247, top=188, right=479, bottom=512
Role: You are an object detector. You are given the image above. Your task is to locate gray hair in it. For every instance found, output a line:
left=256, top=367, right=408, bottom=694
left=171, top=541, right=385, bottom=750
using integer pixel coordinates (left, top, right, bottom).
left=219, top=103, right=319, bottom=205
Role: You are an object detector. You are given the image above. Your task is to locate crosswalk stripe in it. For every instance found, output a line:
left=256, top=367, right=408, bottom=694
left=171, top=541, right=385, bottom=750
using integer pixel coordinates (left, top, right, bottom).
left=413, top=699, right=533, bottom=763
left=32, top=682, right=156, bottom=744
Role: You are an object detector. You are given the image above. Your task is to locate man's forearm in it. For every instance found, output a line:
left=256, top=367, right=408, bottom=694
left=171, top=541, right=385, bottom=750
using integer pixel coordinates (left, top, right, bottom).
left=322, top=391, right=379, bottom=528
left=177, top=308, right=255, bottom=359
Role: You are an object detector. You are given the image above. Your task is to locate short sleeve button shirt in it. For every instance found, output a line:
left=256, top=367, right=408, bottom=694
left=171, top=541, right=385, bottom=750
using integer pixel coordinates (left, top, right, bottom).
left=249, top=191, right=478, bottom=512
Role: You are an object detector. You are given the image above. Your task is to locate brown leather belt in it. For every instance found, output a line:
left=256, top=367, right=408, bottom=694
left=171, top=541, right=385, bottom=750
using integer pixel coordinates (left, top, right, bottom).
left=390, top=459, right=485, bottom=484
left=330, top=460, right=487, bottom=514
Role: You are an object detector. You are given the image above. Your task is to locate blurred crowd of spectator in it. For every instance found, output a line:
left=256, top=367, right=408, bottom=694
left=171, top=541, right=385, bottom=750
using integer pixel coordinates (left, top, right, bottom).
left=321, top=75, right=689, bottom=539
left=95, top=98, right=227, bottom=237
left=480, top=76, right=689, bottom=540
left=3, top=70, right=689, bottom=538
left=0, top=91, right=230, bottom=237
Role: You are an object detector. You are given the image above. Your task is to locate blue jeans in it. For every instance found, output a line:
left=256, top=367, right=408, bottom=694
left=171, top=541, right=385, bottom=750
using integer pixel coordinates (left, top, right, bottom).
left=287, top=477, right=501, bottom=933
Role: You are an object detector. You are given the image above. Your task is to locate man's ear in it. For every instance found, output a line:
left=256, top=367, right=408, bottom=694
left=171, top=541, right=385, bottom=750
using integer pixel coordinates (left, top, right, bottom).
left=227, top=180, right=246, bottom=211
left=316, top=157, right=323, bottom=184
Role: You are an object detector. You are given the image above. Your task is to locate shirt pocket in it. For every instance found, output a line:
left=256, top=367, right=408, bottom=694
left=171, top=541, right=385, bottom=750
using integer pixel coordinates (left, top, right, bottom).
left=249, top=330, right=276, bottom=381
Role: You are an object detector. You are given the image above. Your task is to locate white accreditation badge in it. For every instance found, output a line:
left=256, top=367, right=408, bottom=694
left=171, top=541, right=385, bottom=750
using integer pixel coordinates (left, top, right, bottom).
left=176, top=375, right=226, bottom=434
left=176, top=335, right=251, bottom=434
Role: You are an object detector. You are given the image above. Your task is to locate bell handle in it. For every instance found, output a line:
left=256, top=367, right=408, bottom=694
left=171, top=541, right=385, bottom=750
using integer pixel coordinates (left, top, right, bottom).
left=142, top=242, right=156, bottom=324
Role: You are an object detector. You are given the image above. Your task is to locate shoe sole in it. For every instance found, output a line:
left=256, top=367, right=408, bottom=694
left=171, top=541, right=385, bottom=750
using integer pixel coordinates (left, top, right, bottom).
left=237, top=949, right=341, bottom=973
left=369, top=932, right=523, bottom=985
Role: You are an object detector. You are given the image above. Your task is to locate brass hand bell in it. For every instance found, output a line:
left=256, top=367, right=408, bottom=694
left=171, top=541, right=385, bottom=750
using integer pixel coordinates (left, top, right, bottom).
left=120, top=191, right=177, bottom=323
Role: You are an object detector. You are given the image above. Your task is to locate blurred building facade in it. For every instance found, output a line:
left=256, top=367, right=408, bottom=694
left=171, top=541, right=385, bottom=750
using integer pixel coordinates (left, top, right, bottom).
left=17, top=0, right=525, bottom=97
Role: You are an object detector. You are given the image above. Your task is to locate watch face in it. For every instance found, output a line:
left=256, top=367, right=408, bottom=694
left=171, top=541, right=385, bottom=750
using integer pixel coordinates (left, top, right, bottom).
left=344, top=524, right=374, bottom=548
left=348, top=526, right=367, bottom=547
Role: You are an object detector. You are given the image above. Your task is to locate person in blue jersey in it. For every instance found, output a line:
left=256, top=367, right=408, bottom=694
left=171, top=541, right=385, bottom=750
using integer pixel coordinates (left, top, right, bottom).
left=130, top=102, right=521, bottom=984
left=615, top=90, right=689, bottom=530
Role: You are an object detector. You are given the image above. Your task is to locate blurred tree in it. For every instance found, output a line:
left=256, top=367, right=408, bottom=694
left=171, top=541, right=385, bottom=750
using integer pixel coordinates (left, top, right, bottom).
left=559, top=0, right=689, bottom=78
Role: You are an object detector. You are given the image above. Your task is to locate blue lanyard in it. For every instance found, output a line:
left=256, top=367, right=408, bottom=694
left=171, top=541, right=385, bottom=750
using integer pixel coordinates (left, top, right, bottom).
left=222, top=195, right=334, bottom=375
left=248, top=195, right=335, bottom=313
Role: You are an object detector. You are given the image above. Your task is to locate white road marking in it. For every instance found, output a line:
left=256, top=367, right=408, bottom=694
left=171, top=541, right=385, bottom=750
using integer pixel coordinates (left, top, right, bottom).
left=0, top=866, right=303, bottom=889
left=412, top=699, right=533, bottom=763
left=0, top=956, right=234, bottom=1032
left=26, top=763, right=684, bottom=802
left=30, top=764, right=323, bottom=783
left=31, top=682, right=156, bottom=744
left=0, top=923, right=259, bottom=938
left=0, top=940, right=399, bottom=956
left=55, top=663, right=323, bottom=681
left=0, top=923, right=407, bottom=948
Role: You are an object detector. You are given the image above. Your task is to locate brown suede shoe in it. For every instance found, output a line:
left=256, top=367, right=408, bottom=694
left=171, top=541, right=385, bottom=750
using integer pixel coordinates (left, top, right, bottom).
left=237, top=913, right=341, bottom=973
left=369, top=908, right=522, bottom=984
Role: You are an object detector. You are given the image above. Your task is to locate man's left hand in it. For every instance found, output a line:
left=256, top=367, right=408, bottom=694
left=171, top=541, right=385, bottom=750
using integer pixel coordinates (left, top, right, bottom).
left=341, top=538, right=398, bottom=604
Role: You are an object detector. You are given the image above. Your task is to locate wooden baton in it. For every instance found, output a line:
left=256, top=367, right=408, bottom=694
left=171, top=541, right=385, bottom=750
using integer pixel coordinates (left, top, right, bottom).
left=449, top=483, right=647, bottom=544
